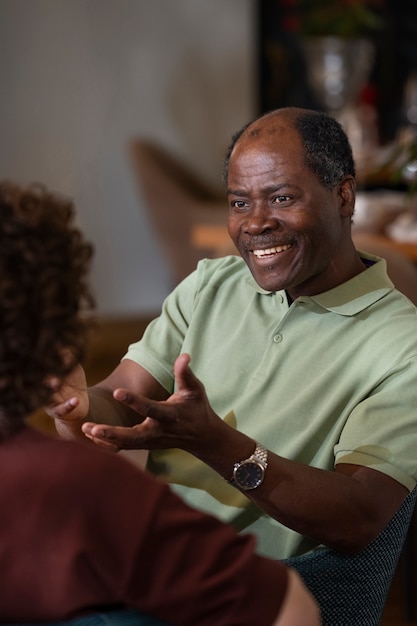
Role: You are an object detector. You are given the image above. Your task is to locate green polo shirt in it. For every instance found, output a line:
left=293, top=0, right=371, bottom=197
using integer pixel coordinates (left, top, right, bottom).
left=124, top=254, right=417, bottom=559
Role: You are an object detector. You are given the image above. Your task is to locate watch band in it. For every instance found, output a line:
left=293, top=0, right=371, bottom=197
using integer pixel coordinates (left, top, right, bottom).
left=252, top=442, right=268, bottom=467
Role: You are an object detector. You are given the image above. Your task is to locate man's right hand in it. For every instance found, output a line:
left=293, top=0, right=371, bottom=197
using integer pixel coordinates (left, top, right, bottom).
left=45, top=363, right=90, bottom=439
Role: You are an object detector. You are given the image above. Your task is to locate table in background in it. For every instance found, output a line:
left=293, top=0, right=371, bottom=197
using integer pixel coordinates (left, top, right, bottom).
left=191, top=223, right=417, bottom=263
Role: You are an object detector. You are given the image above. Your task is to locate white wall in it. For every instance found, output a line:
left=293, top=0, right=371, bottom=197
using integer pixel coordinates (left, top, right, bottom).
left=0, top=0, right=255, bottom=316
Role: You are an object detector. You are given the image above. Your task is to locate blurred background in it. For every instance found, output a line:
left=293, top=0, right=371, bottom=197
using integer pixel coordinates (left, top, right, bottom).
left=0, top=0, right=254, bottom=317
left=1, top=0, right=417, bottom=321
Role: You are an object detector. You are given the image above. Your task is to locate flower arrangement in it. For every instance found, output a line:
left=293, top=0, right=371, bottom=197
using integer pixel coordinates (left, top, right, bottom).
left=282, top=0, right=385, bottom=38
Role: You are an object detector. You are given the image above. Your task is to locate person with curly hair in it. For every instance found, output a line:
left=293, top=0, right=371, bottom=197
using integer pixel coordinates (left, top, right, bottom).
left=0, top=181, right=319, bottom=626
left=0, top=182, right=93, bottom=433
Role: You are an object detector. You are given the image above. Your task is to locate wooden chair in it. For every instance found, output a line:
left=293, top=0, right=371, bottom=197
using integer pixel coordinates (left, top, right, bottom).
left=129, top=138, right=228, bottom=286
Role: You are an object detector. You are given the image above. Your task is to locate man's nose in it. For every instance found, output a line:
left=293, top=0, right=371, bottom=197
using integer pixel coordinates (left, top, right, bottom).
left=244, top=204, right=279, bottom=234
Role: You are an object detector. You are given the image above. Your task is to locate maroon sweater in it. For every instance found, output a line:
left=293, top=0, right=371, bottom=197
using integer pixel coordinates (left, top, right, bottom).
left=0, top=427, right=287, bottom=625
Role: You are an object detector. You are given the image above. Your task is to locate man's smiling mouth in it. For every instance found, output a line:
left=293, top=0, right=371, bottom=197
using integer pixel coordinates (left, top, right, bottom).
left=252, top=244, right=292, bottom=258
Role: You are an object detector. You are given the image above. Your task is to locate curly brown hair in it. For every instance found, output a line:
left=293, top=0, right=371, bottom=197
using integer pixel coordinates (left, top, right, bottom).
left=0, top=181, right=94, bottom=434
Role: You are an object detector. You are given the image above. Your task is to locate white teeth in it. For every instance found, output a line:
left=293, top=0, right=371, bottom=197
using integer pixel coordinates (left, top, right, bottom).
left=253, top=244, right=291, bottom=258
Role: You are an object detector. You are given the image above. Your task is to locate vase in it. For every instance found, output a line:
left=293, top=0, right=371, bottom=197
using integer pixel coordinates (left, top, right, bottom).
left=301, top=36, right=374, bottom=115
left=301, top=36, right=377, bottom=170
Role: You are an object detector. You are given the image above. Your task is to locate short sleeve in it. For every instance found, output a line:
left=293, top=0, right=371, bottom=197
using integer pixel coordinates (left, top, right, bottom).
left=335, top=356, right=417, bottom=491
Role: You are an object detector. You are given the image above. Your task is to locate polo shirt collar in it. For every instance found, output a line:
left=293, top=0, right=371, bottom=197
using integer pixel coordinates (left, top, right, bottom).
left=310, top=257, right=394, bottom=315
left=246, top=254, right=394, bottom=316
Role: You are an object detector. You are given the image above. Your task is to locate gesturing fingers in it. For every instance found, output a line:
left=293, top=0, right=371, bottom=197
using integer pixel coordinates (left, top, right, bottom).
left=113, top=388, right=155, bottom=419
left=81, top=419, right=172, bottom=451
left=113, top=388, right=180, bottom=428
left=82, top=422, right=149, bottom=450
left=93, top=354, right=215, bottom=453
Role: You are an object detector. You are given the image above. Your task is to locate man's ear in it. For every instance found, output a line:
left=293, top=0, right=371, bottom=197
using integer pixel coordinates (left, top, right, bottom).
left=338, top=176, right=356, bottom=219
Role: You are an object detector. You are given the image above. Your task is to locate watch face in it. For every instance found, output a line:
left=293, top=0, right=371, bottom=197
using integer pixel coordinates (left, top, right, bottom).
left=234, top=461, right=265, bottom=490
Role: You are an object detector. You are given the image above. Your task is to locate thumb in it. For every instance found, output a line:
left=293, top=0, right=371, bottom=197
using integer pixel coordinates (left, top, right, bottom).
left=174, top=353, right=203, bottom=395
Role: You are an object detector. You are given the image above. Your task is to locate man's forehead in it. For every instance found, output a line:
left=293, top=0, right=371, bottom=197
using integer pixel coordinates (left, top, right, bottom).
left=240, top=115, right=299, bottom=147
left=231, top=122, right=301, bottom=161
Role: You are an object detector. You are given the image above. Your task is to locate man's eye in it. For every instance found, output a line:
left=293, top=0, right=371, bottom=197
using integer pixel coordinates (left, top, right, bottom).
left=231, top=200, right=249, bottom=210
left=273, top=195, right=290, bottom=203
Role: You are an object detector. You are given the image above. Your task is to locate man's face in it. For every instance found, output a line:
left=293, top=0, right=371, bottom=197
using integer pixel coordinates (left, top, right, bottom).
left=227, top=121, right=352, bottom=299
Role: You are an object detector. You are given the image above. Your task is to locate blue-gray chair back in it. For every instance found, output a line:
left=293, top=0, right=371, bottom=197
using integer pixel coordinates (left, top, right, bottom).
left=283, top=485, right=417, bottom=626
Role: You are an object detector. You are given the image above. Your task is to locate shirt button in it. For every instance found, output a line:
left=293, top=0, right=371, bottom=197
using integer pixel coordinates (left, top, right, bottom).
left=273, top=333, right=283, bottom=343
left=277, top=294, right=284, bottom=303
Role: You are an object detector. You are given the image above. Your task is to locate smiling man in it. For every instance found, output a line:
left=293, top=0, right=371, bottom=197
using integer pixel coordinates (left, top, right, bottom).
left=48, top=108, right=417, bottom=564
left=225, top=109, right=365, bottom=299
